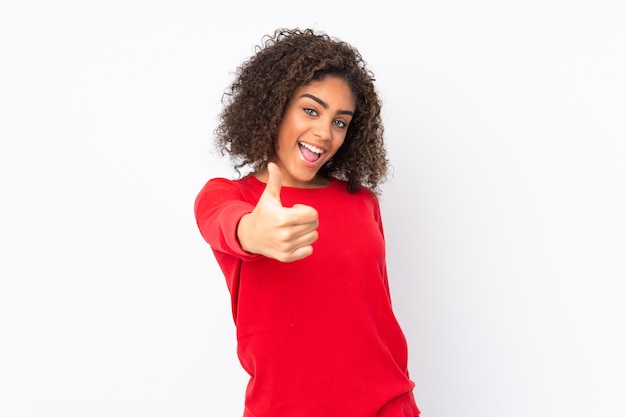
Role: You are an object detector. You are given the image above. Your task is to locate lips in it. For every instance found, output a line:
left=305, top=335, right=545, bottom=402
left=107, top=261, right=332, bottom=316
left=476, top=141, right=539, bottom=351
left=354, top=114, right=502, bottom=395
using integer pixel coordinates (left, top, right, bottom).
left=298, top=141, right=324, bottom=162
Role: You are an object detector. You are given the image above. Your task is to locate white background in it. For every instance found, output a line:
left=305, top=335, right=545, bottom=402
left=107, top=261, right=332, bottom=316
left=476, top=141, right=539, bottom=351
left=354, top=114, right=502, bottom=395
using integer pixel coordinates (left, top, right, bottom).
left=1, top=1, right=624, bottom=416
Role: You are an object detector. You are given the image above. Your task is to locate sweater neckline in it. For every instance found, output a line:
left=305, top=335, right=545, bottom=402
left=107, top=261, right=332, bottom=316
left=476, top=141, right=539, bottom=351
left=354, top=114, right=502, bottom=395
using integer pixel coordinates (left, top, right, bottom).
left=245, top=174, right=340, bottom=192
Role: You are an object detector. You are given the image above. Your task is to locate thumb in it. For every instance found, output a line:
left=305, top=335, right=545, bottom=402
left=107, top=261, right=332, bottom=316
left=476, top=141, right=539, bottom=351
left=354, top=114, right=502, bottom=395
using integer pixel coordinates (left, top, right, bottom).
left=263, top=162, right=283, bottom=204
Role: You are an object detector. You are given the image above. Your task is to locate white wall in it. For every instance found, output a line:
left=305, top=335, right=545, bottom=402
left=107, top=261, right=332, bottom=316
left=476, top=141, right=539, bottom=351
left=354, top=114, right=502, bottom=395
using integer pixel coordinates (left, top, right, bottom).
left=1, top=1, right=624, bottom=416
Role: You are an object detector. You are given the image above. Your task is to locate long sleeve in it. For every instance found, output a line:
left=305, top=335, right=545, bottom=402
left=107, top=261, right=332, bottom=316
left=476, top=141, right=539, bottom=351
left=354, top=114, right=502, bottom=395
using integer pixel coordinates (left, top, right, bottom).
left=371, top=194, right=393, bottom=301
left=194, top=178, right=261, bottom=261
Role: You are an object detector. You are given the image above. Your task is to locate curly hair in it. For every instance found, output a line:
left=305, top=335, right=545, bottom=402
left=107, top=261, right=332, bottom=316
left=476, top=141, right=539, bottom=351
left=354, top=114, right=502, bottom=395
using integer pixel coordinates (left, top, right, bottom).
left=214, top=28, right=388, bottom=194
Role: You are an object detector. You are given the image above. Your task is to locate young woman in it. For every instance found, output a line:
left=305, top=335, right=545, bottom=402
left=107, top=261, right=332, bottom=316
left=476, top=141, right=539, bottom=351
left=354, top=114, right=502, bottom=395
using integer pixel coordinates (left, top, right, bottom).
left=194, top=28, right=420, bottom=417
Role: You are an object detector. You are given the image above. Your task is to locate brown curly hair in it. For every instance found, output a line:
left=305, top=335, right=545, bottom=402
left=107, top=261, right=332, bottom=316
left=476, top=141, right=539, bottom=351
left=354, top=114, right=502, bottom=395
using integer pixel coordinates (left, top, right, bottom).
left=215, top=28, right=388, bottom=194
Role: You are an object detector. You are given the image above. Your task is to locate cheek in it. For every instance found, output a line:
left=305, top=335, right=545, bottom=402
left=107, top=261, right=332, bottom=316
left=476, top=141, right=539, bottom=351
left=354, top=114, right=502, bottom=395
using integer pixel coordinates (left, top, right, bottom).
left=277, top=116, right=305, bottom=144
left=275, top=123, right=294, bottom=150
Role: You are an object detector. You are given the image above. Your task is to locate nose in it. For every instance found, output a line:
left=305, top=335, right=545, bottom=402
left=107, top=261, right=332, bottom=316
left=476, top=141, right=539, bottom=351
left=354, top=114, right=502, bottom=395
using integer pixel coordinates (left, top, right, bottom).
left=313, top=119, right=332, bottom=141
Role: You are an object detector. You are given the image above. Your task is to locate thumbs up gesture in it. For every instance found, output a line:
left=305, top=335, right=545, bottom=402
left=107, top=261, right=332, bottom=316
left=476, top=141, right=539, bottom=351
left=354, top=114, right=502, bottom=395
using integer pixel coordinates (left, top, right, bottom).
left=237, top=162, right=319, bottom=262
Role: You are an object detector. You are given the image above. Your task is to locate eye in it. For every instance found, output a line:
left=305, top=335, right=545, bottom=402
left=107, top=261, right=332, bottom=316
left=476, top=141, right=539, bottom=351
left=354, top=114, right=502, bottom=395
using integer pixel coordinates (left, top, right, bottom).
left=304, top=107, right=318, bottom=116
left=334, top=119, right=348, bottom=128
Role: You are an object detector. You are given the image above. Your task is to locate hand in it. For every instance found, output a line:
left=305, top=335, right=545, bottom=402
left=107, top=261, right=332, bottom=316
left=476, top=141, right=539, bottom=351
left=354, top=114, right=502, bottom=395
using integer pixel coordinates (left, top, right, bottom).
left=237, top=162, right=319, bottom=262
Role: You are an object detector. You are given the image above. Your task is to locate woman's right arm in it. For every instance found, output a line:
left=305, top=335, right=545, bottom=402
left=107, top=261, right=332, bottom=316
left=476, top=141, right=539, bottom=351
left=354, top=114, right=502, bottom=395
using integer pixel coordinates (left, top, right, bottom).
left=195, top=164, right=319, bottom=262
left=194, top=178, right=261, bottom=260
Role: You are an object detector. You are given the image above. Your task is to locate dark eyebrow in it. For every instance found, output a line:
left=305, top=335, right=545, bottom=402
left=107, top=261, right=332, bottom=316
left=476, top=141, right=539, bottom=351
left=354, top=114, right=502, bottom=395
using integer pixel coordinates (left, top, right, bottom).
left=299, top=93, right=355, bottom=116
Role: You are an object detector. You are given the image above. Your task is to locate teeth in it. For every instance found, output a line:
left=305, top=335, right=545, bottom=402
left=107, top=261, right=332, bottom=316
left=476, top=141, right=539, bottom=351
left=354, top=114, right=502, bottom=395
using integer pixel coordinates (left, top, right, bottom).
left=299, top=142, right=323, bottom=154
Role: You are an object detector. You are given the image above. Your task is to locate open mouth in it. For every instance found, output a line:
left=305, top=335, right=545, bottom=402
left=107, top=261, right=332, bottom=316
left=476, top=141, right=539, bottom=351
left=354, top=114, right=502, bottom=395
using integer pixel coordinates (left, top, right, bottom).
left=298, top=141, right=323, bottom=162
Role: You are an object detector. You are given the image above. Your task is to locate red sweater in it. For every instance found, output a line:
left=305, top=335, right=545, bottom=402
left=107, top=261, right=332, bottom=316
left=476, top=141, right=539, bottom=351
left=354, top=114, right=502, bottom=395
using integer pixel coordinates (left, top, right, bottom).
left=194, top=174, right=420, bottom=417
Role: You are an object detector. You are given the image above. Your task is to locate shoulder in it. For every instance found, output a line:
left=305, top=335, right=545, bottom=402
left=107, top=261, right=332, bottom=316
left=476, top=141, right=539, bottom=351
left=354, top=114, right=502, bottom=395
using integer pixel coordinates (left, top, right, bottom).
left=198, top=175, right=260, bottom=194
left=325, top=178, right=381, bottom=216
left=330, top=177, right=379, bottom=202
left=195, top=175, right=263, bottom=207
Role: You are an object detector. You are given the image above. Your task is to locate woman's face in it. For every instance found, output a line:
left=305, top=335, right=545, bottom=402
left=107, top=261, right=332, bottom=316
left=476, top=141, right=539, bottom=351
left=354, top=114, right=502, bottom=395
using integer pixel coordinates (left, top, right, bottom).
left=270, top=76, right=356, bottom=188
